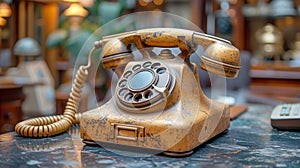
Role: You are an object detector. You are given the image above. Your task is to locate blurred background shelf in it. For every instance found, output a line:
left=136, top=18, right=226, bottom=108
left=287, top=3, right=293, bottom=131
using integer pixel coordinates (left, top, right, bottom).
left=250, top=61, right=300, bottom=103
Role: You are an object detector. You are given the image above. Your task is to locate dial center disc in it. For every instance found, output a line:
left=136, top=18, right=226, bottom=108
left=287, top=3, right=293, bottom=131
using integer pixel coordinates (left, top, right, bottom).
left=128, top=70, right=154, bottom=91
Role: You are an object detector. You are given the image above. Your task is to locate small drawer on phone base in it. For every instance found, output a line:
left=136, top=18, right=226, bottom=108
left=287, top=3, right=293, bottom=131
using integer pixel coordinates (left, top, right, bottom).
left=111, top=123, right=145, bottom=142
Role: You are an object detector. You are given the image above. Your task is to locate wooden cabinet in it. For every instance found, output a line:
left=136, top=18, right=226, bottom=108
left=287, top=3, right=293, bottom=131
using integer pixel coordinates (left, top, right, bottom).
left=0, top=85, right=24, bottom=133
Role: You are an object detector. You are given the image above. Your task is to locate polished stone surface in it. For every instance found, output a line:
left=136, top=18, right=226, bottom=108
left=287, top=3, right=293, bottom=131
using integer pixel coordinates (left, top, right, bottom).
left=0, top=104, right=299, bottom=167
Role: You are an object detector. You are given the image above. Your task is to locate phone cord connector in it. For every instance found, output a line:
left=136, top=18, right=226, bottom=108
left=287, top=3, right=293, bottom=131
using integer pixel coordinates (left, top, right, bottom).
left=14, top=45, right=99, bottom=138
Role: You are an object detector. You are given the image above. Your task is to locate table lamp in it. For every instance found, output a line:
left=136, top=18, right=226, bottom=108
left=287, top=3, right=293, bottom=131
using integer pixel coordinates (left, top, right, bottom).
left=63, top=0, right=88, bottom=36
left=255, top=24, right=284, bottom=60
left=0, top=2, right=12, bottom=48
left=13, top=38, right=41, bottom=61
left=8, top=38, right=55, bottom=117
left=0, top=2, right=12, bottom=18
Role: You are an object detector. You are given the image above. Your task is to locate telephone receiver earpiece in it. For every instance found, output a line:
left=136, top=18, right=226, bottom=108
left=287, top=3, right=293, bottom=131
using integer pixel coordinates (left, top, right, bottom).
left=200, top=42, right=241, bottom=78
left=100, top=28, right=240, bottom=78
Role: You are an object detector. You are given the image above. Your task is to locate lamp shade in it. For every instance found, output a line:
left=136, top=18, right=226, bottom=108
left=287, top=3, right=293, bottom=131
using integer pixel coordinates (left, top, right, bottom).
left=0, top=3, right=12, bottom=17
left=14, top=38, right=41, bottom=56
left=64, top=3, right=88, bottom=18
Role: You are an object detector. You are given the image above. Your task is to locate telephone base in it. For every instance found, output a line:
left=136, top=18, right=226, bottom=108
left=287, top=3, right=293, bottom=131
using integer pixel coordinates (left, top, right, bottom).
left=80, top=101, right=230, bottom=156
left=82, top=139, right=194, bottom=157
left=82, top=139, right=165, bottom=155
left=82, top=127, right=229, bottom=157
left=80, top=59, right=230, bottom=156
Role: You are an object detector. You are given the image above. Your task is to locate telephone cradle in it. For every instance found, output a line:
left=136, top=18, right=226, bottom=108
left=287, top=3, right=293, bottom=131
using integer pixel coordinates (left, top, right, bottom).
left=15, top=28, right=240, bottom=157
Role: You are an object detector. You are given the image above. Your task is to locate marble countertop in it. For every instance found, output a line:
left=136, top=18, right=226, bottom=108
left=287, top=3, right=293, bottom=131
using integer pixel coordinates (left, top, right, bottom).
left=0, top=104, right=299, bottom=167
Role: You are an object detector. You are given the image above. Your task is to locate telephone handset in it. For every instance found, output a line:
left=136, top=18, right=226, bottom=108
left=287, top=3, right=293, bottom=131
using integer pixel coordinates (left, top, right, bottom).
left=15, top=28, right=240, bottom=156
left=101, top=28, right=239, bottom=78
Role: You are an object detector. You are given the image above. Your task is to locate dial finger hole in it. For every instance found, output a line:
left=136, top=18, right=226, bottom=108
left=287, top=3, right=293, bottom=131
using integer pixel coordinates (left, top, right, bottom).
left=143, top=61, right=152, bottom=68
left=151, top=63, right=161, bottom=70
left=123, top=71, right=132, bottom=78
left=125, top=93, right=133, bottom=101
left=134, top=94, right=142, bottom=102
left=119, top=89, right=128, bottom=96
left=119, top=79, right=127, bottom=87
left=132, top=64, right=141, bottom=71
left=156, top=67, right=167, bottom=74
left=144, top=90, right=153, bottom=99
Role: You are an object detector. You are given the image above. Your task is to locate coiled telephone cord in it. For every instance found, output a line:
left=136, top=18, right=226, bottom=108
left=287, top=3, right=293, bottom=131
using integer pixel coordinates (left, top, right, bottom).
left=15, top=45, right=99, bottom=138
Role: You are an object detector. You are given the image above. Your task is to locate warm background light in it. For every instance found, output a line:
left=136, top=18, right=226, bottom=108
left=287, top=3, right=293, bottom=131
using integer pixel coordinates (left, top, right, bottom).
left=0, top=3, right=12, bottom=17
left=0, top=17, right=6, bottom=26
left=64, top=3, right=88, bottom=18
left=153, top=0, right=163, bottom=6
left=63, top=0, right=79, bottom=3
left=139, top=0, right=149, bottom=7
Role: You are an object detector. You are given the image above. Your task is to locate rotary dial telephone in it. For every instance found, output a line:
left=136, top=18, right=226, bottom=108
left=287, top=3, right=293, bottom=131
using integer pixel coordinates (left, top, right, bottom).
left=15, top=28, right=240, bottom=156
